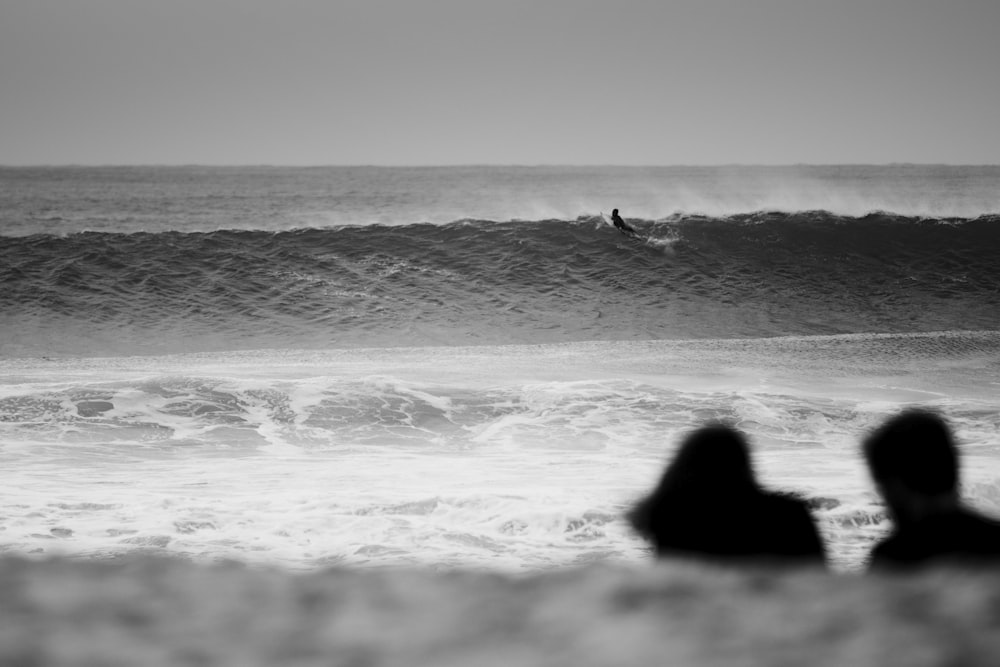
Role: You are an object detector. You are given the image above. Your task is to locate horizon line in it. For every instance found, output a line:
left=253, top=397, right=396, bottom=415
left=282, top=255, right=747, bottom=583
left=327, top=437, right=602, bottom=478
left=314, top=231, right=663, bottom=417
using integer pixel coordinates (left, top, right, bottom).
left=2, top=162, right=1000, bottom=169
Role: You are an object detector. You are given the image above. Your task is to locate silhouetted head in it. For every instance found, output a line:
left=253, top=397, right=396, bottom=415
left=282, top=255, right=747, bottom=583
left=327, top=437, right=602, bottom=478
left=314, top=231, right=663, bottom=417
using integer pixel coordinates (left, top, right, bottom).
left=656, top=424, right=758, bottom=498
left=863, top=410, right=958, bottom=498
left=612, top=208, right=619, bottom=216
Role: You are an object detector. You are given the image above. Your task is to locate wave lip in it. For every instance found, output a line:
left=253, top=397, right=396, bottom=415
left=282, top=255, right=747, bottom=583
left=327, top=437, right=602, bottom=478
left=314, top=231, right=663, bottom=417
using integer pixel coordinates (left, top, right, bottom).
left=4, top=164, right=1000, bottom=236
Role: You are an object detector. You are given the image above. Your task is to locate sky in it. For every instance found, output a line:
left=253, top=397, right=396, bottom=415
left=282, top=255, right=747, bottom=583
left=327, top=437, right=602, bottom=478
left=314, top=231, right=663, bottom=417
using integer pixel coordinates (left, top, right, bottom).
left=1, top=0, right=998, bottom=166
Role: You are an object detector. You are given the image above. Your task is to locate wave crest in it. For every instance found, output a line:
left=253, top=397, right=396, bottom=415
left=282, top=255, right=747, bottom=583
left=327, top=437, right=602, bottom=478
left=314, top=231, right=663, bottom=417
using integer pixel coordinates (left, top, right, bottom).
left=3, top=213, right=1000, bottom=356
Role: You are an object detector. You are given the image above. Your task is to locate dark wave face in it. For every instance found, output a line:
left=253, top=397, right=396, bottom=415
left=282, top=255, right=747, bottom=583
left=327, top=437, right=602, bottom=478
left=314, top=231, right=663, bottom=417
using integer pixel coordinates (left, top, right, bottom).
left=2, top=212, right=1000, bottom=356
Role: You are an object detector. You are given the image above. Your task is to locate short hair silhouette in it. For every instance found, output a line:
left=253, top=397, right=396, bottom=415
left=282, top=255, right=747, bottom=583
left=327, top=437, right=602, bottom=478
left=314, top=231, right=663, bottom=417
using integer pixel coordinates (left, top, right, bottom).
left=863, top=409, right=1000, bottom=568
left=864, top=409, right=957, bottom=496
left=628, top=424, right=826, bottom=564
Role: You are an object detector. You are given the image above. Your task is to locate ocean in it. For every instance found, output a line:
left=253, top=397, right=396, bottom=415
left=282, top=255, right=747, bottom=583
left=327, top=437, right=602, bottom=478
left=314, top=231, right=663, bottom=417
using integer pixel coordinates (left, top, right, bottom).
left=2, top=165, right=999, bottom=572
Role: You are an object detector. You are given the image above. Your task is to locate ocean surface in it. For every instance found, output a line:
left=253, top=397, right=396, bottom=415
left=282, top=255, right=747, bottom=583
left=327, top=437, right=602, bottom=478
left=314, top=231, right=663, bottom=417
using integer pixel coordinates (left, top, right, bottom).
left=1, top=165, right=999, bottom=571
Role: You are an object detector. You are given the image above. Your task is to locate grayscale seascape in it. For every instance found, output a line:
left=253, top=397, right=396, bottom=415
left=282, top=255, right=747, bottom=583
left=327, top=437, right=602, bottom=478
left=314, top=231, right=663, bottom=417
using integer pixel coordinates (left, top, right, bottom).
left=3, top=2, right=1000, bottom=665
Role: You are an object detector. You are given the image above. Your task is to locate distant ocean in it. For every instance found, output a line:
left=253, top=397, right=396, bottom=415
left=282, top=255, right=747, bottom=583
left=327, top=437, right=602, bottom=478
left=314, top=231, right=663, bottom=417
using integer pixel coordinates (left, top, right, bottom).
left=2, top=165, right=999, bottom=571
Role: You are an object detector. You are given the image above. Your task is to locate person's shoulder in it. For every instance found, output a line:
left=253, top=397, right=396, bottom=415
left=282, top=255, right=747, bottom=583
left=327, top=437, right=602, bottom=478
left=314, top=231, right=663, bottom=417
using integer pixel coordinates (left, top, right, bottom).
left=752, top=491, right=826, bottom=560
left=759, top=490, right=813, bottom=515
left=953, top=507, right=1000, bottom=547
left=868, top=530, right=907, bottom=566
left=758, top=492, right=824, bottom=537
left=870, top=508, right=1000, bottom=568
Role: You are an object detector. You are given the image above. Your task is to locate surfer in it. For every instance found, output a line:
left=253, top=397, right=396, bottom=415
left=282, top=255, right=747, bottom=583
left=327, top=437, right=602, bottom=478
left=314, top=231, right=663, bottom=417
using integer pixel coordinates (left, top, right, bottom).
left=863, top=410, right=1000, bottom=568
left=610, top=208, right=638, bottom=237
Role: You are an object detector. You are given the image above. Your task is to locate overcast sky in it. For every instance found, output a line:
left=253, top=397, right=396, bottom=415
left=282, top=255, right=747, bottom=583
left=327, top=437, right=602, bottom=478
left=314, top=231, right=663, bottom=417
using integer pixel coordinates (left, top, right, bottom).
left=2, top=0, right=998, bottom=165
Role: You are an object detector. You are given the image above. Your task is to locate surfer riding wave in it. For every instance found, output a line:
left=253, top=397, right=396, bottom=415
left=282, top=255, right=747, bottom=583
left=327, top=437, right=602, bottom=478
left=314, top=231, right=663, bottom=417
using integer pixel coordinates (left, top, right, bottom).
left=610, top=208, right=638, bottom=237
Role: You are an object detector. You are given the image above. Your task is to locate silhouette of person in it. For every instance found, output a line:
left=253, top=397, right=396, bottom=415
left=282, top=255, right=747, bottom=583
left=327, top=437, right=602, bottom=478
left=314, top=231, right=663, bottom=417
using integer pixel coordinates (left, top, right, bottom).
left=863, top=409, right=1000, bottom=568
left=610, top=208, right=638, bottom=236
left=628, top=424, right=826, bottom=564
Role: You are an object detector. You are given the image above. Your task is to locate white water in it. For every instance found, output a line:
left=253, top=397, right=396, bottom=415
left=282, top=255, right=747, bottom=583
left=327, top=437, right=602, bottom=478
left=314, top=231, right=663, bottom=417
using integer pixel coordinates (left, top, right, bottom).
left=2, top=334, right=999, bottom=572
